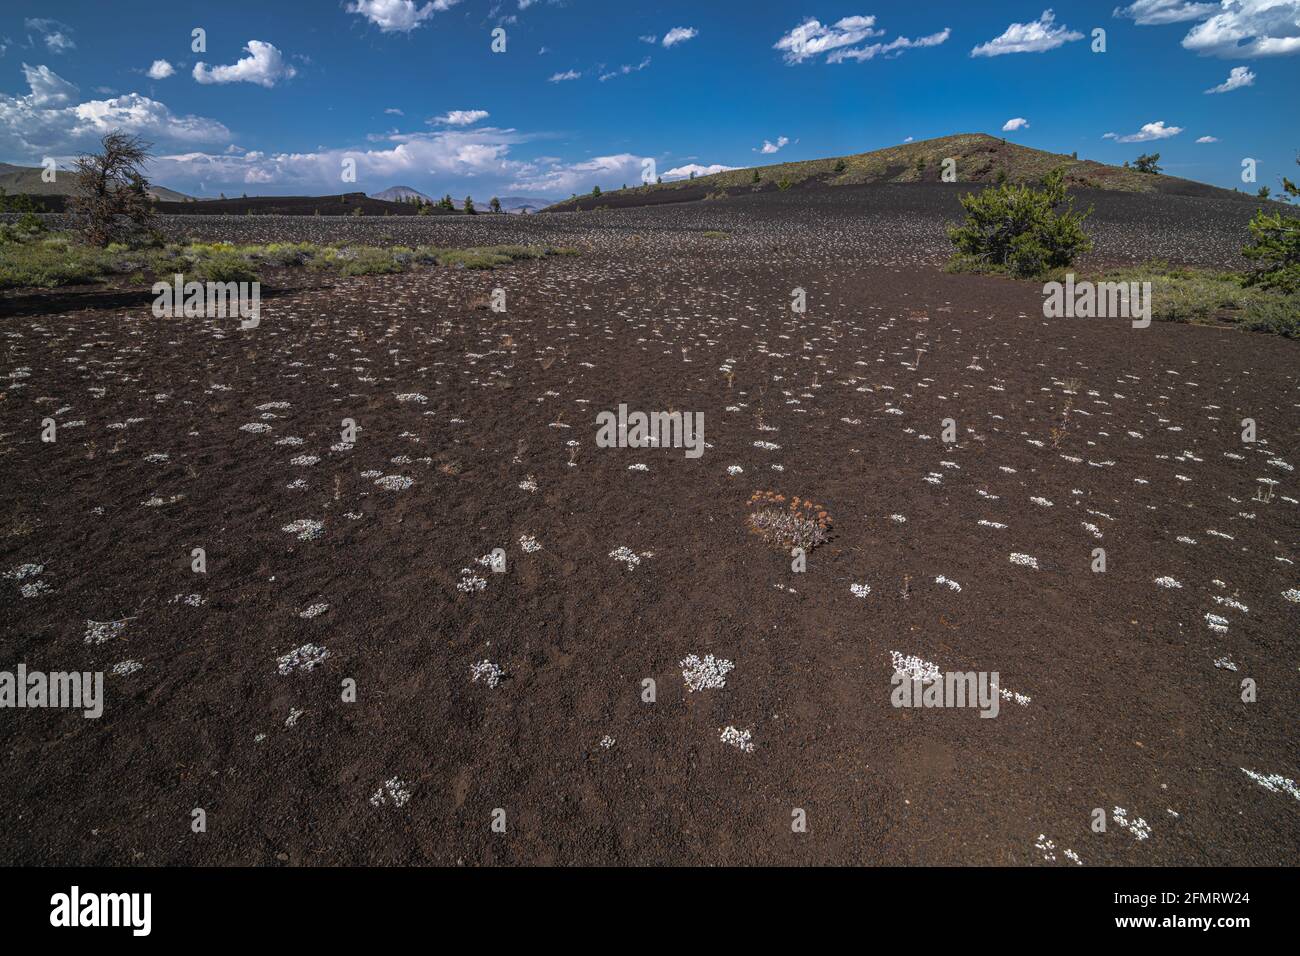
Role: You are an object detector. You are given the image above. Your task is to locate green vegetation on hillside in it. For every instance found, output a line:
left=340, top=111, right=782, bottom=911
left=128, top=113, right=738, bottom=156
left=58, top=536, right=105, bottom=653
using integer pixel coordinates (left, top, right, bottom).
left=0, top=234, right=578, bottom=290
left=545, top=133, right=1242, bottom=212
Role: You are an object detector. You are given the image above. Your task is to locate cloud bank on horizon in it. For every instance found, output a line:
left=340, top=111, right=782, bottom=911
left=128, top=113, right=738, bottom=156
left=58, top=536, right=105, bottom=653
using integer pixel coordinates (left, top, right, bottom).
left=0, top=1, right=1296, bottom=198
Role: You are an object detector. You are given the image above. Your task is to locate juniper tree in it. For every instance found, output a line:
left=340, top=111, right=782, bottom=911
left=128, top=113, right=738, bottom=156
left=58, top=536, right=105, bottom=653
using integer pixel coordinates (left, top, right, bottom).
left=947, top=167, right=1093, bottom=278
left=69, top=131, right=158, bottom=246
left=1242, top=154, right=1300, bottom=293
left=1133, top=153, right=1162, bottom=174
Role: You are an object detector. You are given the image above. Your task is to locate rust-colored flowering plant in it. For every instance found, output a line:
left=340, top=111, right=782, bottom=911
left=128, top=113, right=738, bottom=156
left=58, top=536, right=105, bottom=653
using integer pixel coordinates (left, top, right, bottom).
left=746, top=490, right=832, bottom=551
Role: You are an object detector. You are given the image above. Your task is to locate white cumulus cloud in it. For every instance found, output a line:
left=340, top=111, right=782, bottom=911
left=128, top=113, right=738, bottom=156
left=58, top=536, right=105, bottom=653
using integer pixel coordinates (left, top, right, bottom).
left=193, top=41, right=297, bottom=87
left=1113, top=1, right=1218, bottom=26
left=548, top=69, right=580, bottom=82
left=758, top=135, right=789, bottom=154
left=664, top=163, right=738, bottom=179
left=25, top=19, right=75, bottom=54
left=662, top=27, right=698, bottom=48
left=971, top=9, right=1084, bottom=57
left=0, top=64, right=231, bottom=158
left=509, top=153, right=649, bottom=193
left=1102, top=120, right=1183, bottom=142
left=1196, top=135, right=1219, bottom=142
left=153, top=126, right=527, bottom=192
left=346, top=0, right=460, bottom=33
left=1002, top=117, right=1030, bottom=131
left=1206, top=65, right=1256, bottom=92
left=774, top=16, right=884, bottom=64
left=826, top=27, right=950, bottom=63
left=1182, top=1, right=1300, bottom=57
left=433, top=109, right=489, bottom=126
left=147, top=60, right=175, bottom=80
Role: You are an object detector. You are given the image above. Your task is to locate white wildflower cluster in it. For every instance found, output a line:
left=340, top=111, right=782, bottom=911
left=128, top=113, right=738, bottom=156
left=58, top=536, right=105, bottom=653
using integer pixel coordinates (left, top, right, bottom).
left=610, top=546, right=650, bottom=570
left=374, top=475, right=414, bottom=491
left=277, top=643, right=330, bottom=675
left=369, top=777, right=412, bottom=808
left=5, top=563, right=51, bottom=598
left=1112, top=807, right=1151, bottom=841
left=470, top=659, right=504, bottom=688
left=1034, top=834, right=1057, bottom=862
left=719, top=726, right=754, bottom=752
left=999, top=687, right=1032, bottom=707
left=850, top=582, right=871, bottom=598
left=299, top=603, right=329, bottom=619
left=3, top=563, right=43, bottom=580
left=680, top=654, right=734, bottom=692
left=890, top=651, right=941, bottom=683
left=456, top=569, right=487, bottom=593
left=1240, top=769, right=1300, bottom=801
left=111, top=660, right=143, bottom=676
left=85, top=619, right=128, bottom=645
left=1009, top=553, right=1039, bottom=570
left=282, top=518, right=324, bottom=541
left=935, top=575, right=962, bottom=592
left=1153, top=576, right=1182, bottom=589
left=518, top=533, right=541, bottom=553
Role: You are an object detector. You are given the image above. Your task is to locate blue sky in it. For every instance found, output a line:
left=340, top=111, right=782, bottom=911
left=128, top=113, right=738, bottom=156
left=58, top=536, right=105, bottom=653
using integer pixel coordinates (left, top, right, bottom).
left=2, top=1, right=1298, bottom=199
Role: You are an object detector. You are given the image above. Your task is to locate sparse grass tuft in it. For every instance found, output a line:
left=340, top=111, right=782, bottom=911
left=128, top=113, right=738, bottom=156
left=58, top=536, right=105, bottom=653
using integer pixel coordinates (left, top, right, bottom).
left=1093, top=262, right=1299, bottom=337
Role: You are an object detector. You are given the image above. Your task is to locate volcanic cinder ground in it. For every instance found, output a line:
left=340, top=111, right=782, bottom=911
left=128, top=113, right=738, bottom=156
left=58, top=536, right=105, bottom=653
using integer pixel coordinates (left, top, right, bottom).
left=1, top=185, right=1297, bottom=865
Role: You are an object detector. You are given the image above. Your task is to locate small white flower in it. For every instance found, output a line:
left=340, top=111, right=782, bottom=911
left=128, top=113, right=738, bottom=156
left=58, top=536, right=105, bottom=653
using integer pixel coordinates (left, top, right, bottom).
left=720, top=726, right=754, bottom=752
left=369, top=777, right=412, bottom=807
left=277, top=643, right=330, bottom=675
left=470, top=659, right=504, bottom=688
left=681, top=654, right=734, bottom=692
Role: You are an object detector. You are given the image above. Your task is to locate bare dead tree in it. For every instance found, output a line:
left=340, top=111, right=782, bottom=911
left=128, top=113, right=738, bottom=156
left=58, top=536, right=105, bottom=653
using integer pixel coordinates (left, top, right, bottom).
left=68, top=131, right=158, bottom=246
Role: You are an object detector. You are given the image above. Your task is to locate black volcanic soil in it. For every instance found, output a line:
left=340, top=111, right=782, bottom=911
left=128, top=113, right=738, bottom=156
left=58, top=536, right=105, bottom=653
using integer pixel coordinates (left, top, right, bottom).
left=1, top=191, right=1297, bottom=866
